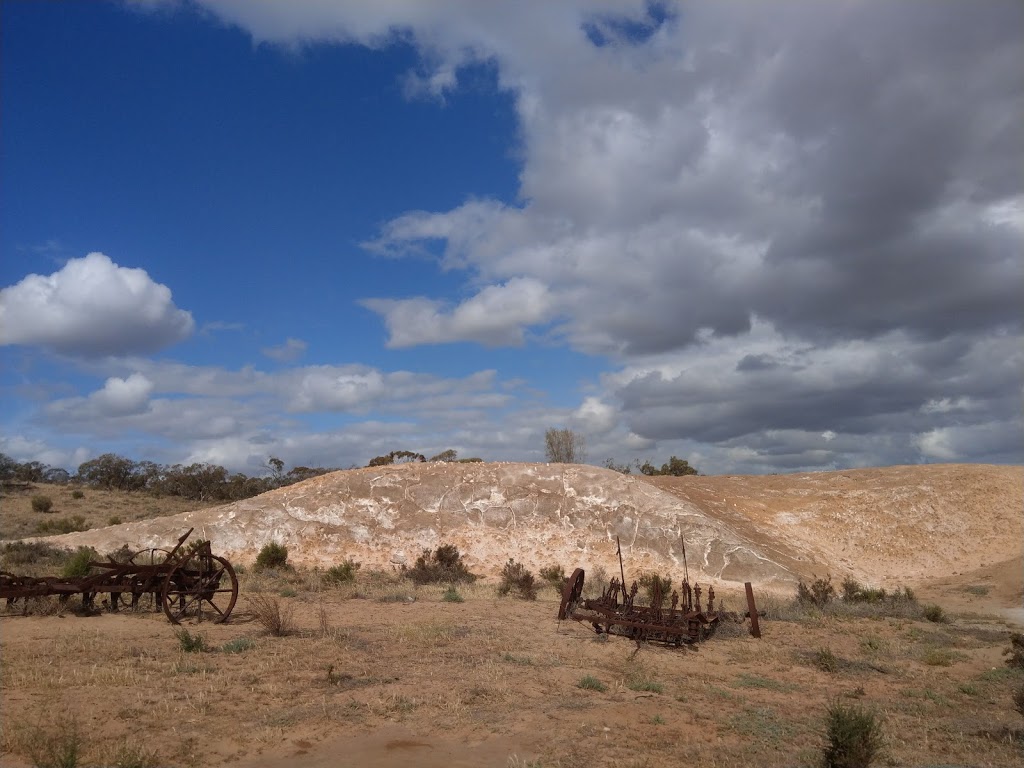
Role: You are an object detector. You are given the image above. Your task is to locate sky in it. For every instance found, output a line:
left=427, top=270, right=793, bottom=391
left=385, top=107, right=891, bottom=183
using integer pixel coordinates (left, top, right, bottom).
left=1, top=0, right=1021, bottom=476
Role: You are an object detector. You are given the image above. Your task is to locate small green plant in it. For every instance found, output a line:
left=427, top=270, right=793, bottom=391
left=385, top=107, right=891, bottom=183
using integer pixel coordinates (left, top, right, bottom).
left=324, top=558, right=360, bottom=585
left=822, top=701, right=884, bottom=768
left=814, top=647, right=840, bottom=674
left=220, top=637, right=255, bottom=654
left=577, top=675, right=607, bottom=692
left=174, top=628, right=209, bottom=653
left=441, top=585, right=464, bottom=603
left=497, top=558, right=538, bottom=600
left=922, top=604, right=947, bottom=623
left=71, top=489, right=85, bottom=500
left=797, top=575, right=836, bottom=606
left=957, top=683, right=979, bottom=696
left=31, top=495, right=54, bottom=513
left=539, top=564, right=566, bottom=594
left=650, top=714, right=665, bottom=725
left=60, top=547, right=99, bottom=578
left=253, top=541, right=290, bottom=572
left=279, top=587, right=298, bottom=598
left=107, top=515, right=123, bottom=526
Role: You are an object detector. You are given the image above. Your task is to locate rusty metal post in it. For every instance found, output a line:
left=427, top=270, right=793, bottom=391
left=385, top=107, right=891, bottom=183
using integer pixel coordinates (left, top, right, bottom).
left=745, top=581, right=761, bottom=639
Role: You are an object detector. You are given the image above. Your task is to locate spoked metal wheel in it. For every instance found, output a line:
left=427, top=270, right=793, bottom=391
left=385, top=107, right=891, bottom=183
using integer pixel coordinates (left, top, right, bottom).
left=161, top=550, right=238, bottom=624
left=126, top=548, right=172, bottom=612
left=558, top=568, right=586, bottom=620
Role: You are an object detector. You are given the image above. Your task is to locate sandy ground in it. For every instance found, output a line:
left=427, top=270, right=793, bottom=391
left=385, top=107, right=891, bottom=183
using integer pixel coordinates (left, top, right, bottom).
left=1, top=463, right=1022, bottom=766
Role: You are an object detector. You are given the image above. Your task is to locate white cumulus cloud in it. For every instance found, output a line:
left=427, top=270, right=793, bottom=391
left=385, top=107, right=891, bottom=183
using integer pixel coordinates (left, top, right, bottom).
left=0, top=252, right=194, bottom=356
left=90, top=373, right=155, bottom=416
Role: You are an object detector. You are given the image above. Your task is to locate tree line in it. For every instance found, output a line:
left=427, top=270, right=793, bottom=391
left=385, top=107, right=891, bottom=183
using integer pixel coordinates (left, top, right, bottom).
left=0, top=429, right=697, bottom=503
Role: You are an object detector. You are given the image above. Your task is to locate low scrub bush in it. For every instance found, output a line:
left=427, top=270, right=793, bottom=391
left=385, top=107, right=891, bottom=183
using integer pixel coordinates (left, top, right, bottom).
left=248, top=592, right=294, bottom=636
left=638, top=572, right=672, bottom=604
left=31, top=495, right=54, bottom=513
left=797, top=575, right=836, bottom=607
left=441, top=585, right=464, bottom=603
left=822, top=701, right=884, bottom=768
left=61, top=547, right=99, bottom=578
left=1004, top=632, right=1024, bottom=669
left=582, top=565, right=610, bottom=599
left=323, top=558, right=360, bottom=585
left=36, top=515, right=89, bottom=535
left=922, top=604, right=947, bottom=623
left=18, top=718, right=85, bottom=768
left=174, top=628, right=209, bottom=653
left=814, top=646, right=840, bottom=674
left=0, top=541, right=69, bottom=569
left=107, top=515, right=123, bottom=526
left=1013, top=684, right=1024, bottom=718
left=221, top=637, right=255, bottom=654
left=405, top=544, right=477, bottom=585
left=70, top=489, right=85, bottom=500
left=539, top=564, right=566, bottom=595
left=497, top=559, right=537, bottom=600
left=253, top=542, right=290, bottom=572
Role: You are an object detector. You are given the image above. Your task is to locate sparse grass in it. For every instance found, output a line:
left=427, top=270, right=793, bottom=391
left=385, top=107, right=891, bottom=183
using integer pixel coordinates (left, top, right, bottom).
left=921, top=648, right=955, bottom=667
left=247, top=592, right=295, bottom=636
left=578, top=675, right=607, bottom=692
left=279, top=587, right=298, bottom=598
left=964, top=584, right=990, bottom=596
left=36, top=515, right=88, bottom=535
left=220, top=637, right=255, bottom=654
left=16, top=718, right=85, bottom=768
left=107, top=741, right=160, bottom=768
left=732, top=673, right=797, bottom=692
left=728, top=706, right=793, bottom=744
left=822, top=701, right=884, bottom=768
left=497, top=558, right=538, bottom=600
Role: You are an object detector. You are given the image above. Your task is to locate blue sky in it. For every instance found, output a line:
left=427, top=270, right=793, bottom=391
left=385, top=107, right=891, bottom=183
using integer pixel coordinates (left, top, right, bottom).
left=1, top=0, right=1021, bottom=475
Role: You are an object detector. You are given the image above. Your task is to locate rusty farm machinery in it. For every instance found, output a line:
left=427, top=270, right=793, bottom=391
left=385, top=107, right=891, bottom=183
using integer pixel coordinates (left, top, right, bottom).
left=0, top=528, right=238, bottom=625
left=557, top=537, right=761, bottom=647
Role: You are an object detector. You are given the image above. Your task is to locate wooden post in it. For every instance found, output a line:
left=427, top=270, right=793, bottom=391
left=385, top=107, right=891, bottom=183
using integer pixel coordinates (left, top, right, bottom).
left=745, top=581, right=761, bottom=639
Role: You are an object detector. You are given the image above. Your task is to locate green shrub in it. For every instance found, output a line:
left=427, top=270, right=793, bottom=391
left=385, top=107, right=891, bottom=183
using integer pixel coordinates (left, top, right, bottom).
left=441, top=585, right=464, bottom=603
left=822, top=702, right=884, bottom=768
left=922, top=604, right=947, bottom=623
left=497, top=559, right=538, bottom=600
left=71, top=489, right=85, bottom=500
left=921, top=648, right=954, bottom=667
left=279, top=587, right=297, bottom=598
left=61, top=547, right=99, bottom=578
left=539, top=564, right=566, bottom=594
left=31, top=495, right=54, bottom=513
left=1013, top=684, right=1024, bottom=718
left=405, top=544, right=477, bottom=585
left=323, top=558, right=360, bottom=585
left=253, top=542, right=290, bottom=572
left=107, top=516, right=123, bottom=526
left=174, top=628, right=209, bottom=653
left=0, top=541, right=69, bottom=569
left=814, top=647, right=840, bottom=674
left=36, top=515, right=88, bottom=535
left=797, top=575, right=836, bottom=607
left=577, top=675, right=607, bottom=692
left=638, top=572, right=672, bottom=604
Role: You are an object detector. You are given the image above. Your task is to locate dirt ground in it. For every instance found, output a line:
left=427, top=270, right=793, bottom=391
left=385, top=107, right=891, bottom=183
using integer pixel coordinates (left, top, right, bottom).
left=1, top=574, right=1022, bottom=768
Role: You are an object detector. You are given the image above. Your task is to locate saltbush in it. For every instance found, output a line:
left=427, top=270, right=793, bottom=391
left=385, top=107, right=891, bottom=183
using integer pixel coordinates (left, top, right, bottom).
left=31, top=495, right=54, bottom=513
left=405, top=544, right=477, bottom=585
left=822, top=701, right=884, bottom=768
left=539, top=564, right=566, bottom=595
left=798, top=575, right=836, bottom=607
left=324, top=558, right=360, bottom=585
left=497, top=559, right=538, bottom=600
left=253, top=542, right=290, bottom=572
left=61, top=547, right=99, bottom=578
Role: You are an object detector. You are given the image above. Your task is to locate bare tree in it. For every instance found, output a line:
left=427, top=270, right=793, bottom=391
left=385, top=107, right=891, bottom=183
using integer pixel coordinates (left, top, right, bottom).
left=544, top=428, right=586, bottom=464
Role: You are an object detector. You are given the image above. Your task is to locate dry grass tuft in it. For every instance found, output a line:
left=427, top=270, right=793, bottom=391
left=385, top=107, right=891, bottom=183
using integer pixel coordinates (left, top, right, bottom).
left=247, top=592, right=295, bottom=636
